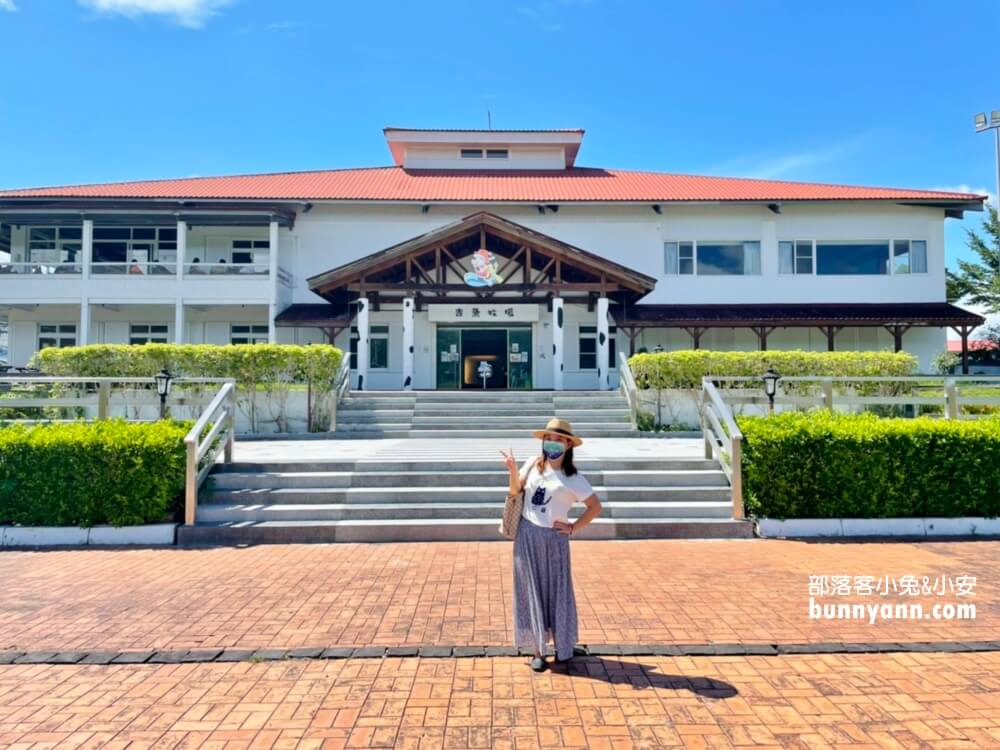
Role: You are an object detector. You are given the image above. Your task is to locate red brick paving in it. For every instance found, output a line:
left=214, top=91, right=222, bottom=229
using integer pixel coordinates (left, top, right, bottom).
left=0, top=539, right=996, bottom=652
left=1, top=653, right=999, bottom=749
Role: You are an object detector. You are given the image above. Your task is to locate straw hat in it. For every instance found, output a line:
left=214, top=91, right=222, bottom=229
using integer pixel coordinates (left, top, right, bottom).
left=532, top=417, right=583, bottom=447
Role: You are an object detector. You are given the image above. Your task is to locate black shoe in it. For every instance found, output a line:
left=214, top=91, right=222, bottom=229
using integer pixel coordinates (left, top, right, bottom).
left=529, top=656, right=548, bottom=672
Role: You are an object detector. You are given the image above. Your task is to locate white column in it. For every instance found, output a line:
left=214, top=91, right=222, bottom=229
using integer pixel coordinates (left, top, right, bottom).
left=174, top=220, right=187, bottom=343
left=79, top=300, right=90, bottom=346
left=552, top=296, right=564, bottom=391
left=81, top=218, right=93, bottom=281
left=596, top=296, right=610, bottom=390
left=402, top=296, right=414, bottom=389
left=268, top=220, right=279, bottom=343
left=356, top=297, right=370, bottom=391
left=79, top=219, right=93, bottom=345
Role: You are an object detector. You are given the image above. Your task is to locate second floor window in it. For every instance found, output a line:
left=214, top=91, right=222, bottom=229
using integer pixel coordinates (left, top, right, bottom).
left=93, top=226, right=177, bottom=263
left=664, top=241, right=761, bottom=275
left=28, top=227, right=82, bottom=264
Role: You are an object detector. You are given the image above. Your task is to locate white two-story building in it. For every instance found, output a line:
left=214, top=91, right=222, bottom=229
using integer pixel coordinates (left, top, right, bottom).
left=0, top=127, right=987, bottom=388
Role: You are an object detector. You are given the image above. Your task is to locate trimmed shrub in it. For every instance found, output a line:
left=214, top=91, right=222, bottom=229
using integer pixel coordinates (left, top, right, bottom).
left=628, top=350, right=918, bottom=390
left=738, top=411, right=1000, bottom=519
left=31, top=344, right=344, bottom=433
left=0, top=420, right=189, bottom=527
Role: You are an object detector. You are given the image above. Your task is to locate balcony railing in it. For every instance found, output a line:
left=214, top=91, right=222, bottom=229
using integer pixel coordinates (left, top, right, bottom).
left=0, top=262, right=82, bottom=275
left=184, top=262, right=269, bottom=276
left=91, top=262, right=177, bottom=275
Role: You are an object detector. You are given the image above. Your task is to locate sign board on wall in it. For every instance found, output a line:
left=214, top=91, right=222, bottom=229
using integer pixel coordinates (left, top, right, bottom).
left=428, top=304, right=539, bottom=323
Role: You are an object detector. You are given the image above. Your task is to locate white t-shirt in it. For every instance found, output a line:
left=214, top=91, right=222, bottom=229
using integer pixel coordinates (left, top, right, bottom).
left=518, top=458, right=595, bottom=528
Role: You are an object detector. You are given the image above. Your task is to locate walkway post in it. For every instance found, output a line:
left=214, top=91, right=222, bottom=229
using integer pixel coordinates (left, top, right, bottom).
left=402, top=296, right=414, bottom=389
left=552, top=296, right=564, bottom=391
left=596, top=296, right=610, bottom=390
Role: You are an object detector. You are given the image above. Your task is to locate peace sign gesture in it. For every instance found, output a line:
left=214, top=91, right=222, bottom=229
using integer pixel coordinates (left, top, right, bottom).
left=499, top=447, right=518, bottom=475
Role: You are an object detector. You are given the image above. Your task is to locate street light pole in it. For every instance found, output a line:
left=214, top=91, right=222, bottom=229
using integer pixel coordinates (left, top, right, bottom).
left=974, top=111, right=1000, bottom=210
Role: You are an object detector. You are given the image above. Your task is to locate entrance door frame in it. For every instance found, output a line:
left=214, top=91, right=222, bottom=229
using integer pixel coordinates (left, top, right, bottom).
left=434, top=322, right=535, bottom=390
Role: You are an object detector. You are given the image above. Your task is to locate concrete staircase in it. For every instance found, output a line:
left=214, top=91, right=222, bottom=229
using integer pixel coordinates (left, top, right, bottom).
left=331, top=390, right=638, bottom=438
left=177, top=454, right=752, bottom=544
left=176, top=389, right=753, bottom=545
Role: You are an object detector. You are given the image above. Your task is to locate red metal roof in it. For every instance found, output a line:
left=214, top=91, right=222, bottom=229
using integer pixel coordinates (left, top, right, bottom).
left=0, top=166, right=986, bottom=204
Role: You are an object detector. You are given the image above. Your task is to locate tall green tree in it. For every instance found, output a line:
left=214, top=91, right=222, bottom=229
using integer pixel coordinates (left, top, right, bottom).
left=947, top=204, right=1000, bottom=311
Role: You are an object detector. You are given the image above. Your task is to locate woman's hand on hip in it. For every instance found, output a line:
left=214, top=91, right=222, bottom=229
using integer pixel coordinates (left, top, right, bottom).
left=553, top=520, right=574, bottom=536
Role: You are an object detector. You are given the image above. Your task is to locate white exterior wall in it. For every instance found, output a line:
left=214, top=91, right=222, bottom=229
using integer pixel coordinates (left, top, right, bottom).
left=1, top=200, right=957, bottom=375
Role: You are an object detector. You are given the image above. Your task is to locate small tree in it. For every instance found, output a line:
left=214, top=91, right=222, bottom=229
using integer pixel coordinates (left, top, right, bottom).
left=947, top=205, right=1000, bottom=311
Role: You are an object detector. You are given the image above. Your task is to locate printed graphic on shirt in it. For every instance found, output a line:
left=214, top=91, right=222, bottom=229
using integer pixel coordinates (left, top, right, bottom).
left=530, top=484, right=549, bottom=513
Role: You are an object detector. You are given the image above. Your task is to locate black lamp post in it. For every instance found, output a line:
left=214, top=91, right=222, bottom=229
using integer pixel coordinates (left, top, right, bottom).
left=653, top=344, right=663, bottom=353
left=762, top=368, right=780, bottom=414
left=155, top=368, right=173, bottom=419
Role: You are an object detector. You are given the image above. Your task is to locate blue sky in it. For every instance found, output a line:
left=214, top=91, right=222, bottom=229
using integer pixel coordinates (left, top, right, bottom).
left=0, top=0, right=998, bottom=269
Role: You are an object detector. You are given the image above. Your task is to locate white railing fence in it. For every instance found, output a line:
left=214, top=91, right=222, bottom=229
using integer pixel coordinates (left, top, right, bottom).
left=184, top=382, right=236, bottom=525
left=618, top=352, right=639, bottom=426
left=704, top=375, right=1000, bottom=419
left=700, top=378, right=744, bottom=519
left=330, top=355, right=351, bottom=430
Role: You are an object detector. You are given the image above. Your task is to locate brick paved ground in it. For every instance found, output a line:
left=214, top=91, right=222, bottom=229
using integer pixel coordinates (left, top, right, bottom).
left=0, top=539, right=995, bottom=652
left=2, top=652, right=999, bottom=749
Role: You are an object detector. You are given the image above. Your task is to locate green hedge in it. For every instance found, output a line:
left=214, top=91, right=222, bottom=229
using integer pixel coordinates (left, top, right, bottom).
left=0, top=420, right=189, bottom=527
left=32, top=344, right=344, bottom=432
left=739, top=411, right=1000, bottom=519
left=628, top=350, right=917, bottom=390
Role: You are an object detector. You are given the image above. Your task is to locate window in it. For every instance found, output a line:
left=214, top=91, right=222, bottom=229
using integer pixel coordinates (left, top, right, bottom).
left=93, top=226, right=176, bottom=263
left=38, top=323, right=77, bottom=350
left=578, top=326, right=617, bottom=370
left=485, top=149, right=509, bottom=159
left=664, top=242, right=694, bottom=275
left=129, top=324, right=169, bottom=345
left=460, top=149, right=483, bottom=159
left=350, top=325, right=389, bottom=369
left=230, top=324, right=269, bottom=344
left=816, top=241, right=890, bottom=275
left=231, top=239, right=270, bottom=265
left=893, top=240, right=927, bottom=274
left=28, top=227, right=82, bottom=264
left=665, top=241, right=760, bottom=275
left=779, top=241, right=815, bottom=274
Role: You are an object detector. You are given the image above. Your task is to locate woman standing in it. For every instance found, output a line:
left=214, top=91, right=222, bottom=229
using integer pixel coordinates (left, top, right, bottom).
left=500, top=418, right=603, bottom=672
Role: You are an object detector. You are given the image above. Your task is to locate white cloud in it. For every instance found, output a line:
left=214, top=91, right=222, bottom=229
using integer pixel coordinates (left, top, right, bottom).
left=705, top=136, right=869, bottom=181
left=0, top=0, right=17, bottom=12
left=79, top=0, right=234, bottom=28
left=930, top=184, right=996, bottom=207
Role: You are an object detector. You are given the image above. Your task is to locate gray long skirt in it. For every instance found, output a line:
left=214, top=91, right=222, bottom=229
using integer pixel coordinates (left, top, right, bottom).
left=512, top=518, right=578, bottom=660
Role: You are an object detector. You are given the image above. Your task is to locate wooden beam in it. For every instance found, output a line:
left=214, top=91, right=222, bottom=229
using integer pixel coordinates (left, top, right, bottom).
left=819, top=325, right=842, bottom=351
left=951, top=325, right=975, bottom=375
left=884, top=324, right=912, bottom=352
left=624, top=327, right=641, bottom=356
left=753, top=325, right=776, bottom=351
left=531, top=257, right=556, bottom=285
left=495, top=245, right=525, bottom=281
left=523, top=247, right=532, bottom=285
left=683, top=326, right=705, bottom=349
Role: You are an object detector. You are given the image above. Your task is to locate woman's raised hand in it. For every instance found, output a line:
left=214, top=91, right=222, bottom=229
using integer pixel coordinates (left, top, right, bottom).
left=499, top=447, right=518, bottom=475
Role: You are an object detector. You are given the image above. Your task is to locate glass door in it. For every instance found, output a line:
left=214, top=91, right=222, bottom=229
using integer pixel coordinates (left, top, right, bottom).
left=507, top=328, right=532, bottom=390
left=435, top=328, right=461, bottom=389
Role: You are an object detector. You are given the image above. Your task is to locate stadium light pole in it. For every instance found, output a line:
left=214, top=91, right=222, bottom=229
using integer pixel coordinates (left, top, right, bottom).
left=974, top=111, right=1000, bottom=208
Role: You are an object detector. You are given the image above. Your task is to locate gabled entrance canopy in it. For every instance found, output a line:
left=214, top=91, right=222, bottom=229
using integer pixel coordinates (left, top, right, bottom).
left=306, top=211, right=656, bottom=309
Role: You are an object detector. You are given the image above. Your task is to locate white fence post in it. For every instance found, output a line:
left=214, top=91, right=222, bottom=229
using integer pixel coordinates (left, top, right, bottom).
left=945, top=378, right=959, bottom=419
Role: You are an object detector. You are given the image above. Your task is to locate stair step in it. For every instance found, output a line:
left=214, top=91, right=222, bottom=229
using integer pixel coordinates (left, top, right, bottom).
left=215, top=458, right=723, bottom=473
left=208, top=469, right=729, bottom=490
left=203, top=486, right=731, bottom=505
left=196, top=501, right=735, bottom=522
left=177, top=517, right=755, bottom=544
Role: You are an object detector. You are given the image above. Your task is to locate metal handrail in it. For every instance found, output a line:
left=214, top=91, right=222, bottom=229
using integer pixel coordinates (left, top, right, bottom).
left=618, top=352, right=639, bottom=425
left=700, top=378, right=744, bottom=519
left=184, top=381, right=236, bottom=526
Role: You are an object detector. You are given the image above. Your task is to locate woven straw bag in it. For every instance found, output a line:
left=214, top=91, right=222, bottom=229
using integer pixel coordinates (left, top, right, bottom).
left=500, top=459, right=539, bottom=539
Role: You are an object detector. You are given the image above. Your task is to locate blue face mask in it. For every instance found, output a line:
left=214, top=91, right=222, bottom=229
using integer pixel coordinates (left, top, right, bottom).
left=542, top=440, right=566, bottom=460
